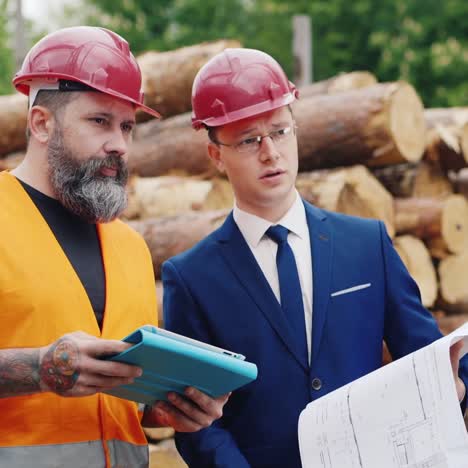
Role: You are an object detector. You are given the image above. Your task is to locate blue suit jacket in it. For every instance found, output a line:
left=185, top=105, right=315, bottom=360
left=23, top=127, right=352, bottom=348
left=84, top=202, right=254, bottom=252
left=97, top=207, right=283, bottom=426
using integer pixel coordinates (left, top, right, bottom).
left=163, top=201, right=468, bottom=468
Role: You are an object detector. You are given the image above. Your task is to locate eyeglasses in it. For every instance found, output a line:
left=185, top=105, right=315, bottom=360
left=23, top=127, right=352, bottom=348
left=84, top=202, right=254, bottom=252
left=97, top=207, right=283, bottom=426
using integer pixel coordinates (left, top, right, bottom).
left=213, top=124, right=297, bottom=154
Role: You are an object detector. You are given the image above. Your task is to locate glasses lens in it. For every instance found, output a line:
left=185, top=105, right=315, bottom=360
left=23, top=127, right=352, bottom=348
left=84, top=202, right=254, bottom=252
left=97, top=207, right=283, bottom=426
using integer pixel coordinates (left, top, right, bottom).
left=236, top=137, right=260, bottom=154
left=270, top=126, right=292, bottom=143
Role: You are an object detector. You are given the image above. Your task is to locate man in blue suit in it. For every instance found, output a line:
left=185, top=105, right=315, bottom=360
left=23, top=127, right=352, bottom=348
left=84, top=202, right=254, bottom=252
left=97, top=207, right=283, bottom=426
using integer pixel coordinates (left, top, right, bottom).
left=162, top=48, right=467, bottom=468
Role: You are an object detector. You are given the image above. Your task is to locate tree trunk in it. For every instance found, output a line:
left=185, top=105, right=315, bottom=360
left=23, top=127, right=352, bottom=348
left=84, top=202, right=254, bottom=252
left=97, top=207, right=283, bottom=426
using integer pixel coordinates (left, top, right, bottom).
left=394, top=195, right=468, bottom=256
left=294, top=82, right=426, bottom=170
left=127, top=210, right=228, bottom=279
left=123, top=175, right=233, bottom=219
left=372, top=161, right=452, bottom=198
left=393, top=235, right=437, bottom=308
left=437, top=251, right=468, bottom=314
left=137, top=40, right=241, bottom=121
left=296, top=165, right=395, bottom=237
left=298, top=71, right=377, bottom=99
left=0, top=94, right=28, bottom=157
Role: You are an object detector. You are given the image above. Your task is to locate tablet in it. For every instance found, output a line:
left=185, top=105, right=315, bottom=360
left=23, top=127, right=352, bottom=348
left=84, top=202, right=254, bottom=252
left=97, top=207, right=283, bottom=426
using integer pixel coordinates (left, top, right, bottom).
left=103, top=325, right=258, bottom=405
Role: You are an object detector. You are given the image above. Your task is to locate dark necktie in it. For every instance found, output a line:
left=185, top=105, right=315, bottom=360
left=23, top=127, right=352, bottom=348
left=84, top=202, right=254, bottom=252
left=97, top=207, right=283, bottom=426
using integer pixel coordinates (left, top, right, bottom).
left=266, top=225, right=307, bottom=362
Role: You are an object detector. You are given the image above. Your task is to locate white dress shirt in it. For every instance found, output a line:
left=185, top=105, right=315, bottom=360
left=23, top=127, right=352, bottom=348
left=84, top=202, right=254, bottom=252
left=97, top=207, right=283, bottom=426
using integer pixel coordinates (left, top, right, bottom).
left=233, top=192, right=313, bottom=362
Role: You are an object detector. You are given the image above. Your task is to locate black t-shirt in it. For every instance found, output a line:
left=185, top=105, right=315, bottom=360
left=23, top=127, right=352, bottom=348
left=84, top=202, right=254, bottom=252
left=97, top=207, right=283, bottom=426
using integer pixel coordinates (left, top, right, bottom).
left=19, top=179, right=106, bottom=329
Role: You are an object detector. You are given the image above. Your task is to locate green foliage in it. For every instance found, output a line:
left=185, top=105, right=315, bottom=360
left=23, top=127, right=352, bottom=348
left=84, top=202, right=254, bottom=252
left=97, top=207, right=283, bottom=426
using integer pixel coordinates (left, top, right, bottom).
left=70, top=0, right=468, bottom=106
left=0, top=0, right=15, bottom=95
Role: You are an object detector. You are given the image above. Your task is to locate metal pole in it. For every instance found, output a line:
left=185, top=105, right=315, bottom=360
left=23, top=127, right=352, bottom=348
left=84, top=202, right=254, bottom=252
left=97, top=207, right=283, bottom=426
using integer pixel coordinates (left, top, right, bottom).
left=292, top=15, right=312, bottom=86
left=15, top=0, right=26, bottom=70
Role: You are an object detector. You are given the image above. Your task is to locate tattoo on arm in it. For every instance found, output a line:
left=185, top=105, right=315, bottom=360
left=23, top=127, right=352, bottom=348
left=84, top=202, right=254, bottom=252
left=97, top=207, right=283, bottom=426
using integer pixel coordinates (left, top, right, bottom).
left=39, top=338, right=80, bottom=394
left=0, top=338, right=81, bottom=398
left=0, top=350, right=41, bottom=397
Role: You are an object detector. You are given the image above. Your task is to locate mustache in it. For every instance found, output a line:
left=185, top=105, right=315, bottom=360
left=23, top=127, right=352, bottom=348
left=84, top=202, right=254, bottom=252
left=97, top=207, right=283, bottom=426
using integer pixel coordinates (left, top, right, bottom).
left=79, top=154, right=128, bottom=183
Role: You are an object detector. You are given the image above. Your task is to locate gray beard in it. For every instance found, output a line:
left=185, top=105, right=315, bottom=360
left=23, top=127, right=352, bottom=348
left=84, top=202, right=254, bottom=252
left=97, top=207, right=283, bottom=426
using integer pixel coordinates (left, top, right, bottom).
left=47, top=127, right=129, bottom=223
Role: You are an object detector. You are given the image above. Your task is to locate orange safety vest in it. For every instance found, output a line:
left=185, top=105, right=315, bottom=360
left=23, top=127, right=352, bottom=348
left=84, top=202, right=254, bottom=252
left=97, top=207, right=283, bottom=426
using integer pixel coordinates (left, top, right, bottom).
left=0, top=172, right=158, bottom=468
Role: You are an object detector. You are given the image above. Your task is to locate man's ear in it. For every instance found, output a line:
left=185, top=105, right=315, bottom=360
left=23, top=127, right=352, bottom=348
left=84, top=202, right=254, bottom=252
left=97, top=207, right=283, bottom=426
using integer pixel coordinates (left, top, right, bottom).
left=28, top=106, right=54, bottom=144
left=207, top=141, right=225, bottom=173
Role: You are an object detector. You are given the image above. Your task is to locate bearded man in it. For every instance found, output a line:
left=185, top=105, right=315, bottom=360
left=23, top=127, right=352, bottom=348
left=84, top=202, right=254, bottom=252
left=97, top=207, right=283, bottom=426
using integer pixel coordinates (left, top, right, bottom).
left=0, top=26, right=228, bottom=468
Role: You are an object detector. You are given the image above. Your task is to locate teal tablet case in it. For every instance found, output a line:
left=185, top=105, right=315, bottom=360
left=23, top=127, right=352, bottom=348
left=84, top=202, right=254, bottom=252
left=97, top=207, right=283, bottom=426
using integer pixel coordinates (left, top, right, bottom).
left=103, top=326, right=258, bottom=405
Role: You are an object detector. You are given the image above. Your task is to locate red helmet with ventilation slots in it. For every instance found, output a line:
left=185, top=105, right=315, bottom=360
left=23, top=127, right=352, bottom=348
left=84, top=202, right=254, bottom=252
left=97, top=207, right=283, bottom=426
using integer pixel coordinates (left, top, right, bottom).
left=191, top=48, right=298, bottom=129
left=13, top=26, right=160, bottom=118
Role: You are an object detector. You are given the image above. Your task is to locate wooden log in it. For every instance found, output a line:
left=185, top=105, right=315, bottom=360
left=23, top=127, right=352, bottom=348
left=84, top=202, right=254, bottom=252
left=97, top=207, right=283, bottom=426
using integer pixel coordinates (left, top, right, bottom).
left=432, top=311, right=468, bottom=336
left=296, top=165, right=395, bottom=237
left=149, top=440, right=188, bottom=468
left=127, top=210, right=228, bottom=279
left=134, top=113, right=192, bottom=141
left=0, top=94, right=28, bottom=157
left=452, top=166, right=468, bottom=199
left=437, top=251, right=468, bottom=314
left=122, top=175, right=233, bottom=219
left=128, top=82, right=426, bottom=177
left=128, top=119, right=213, bottom=177
left=137, top=40, right=241, bottom=121
left=424, top=122, right=468, bottom=172
left=0, top=151, right=25, bottom=171
left=129, top=82, right=425, bottom=177
left=299, top=71, right=377, bottom=99
left=424, top=108, right=468, bottom=129
left=156, top=280, right=163, bottom=328
left=144, top=426, right=174, bottom=443
left=294, top=82, right=426, bottom=170
left=393, top=235, right=437, bottom=308
left=394, top=195, right=468, bottom=256
left=462, top=123, right=468, bottom=162
left=372, top=161, right=452, bottom=198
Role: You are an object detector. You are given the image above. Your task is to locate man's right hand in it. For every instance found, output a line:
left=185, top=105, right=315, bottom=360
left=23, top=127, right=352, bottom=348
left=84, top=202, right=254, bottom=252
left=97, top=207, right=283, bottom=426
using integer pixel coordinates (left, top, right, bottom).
left=38, top=331, right=142, bottom=397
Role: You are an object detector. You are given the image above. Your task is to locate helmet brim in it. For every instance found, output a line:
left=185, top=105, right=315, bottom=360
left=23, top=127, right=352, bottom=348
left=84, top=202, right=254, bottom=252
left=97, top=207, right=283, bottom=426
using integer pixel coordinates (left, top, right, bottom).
left=13, top=72, right=161, bottom=119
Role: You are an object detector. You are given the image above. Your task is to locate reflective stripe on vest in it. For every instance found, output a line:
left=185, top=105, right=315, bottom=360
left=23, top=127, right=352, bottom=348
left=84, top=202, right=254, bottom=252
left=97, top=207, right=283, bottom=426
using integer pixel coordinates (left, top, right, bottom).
left=109, top=439, right=149, bottom=468
left=0, top=440, right=148, bottom=468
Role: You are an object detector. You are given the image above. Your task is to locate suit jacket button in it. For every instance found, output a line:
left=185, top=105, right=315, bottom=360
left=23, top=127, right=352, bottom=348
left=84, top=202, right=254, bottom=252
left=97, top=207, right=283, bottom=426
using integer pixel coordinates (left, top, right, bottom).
left=311, top=378, right=322, bottom=391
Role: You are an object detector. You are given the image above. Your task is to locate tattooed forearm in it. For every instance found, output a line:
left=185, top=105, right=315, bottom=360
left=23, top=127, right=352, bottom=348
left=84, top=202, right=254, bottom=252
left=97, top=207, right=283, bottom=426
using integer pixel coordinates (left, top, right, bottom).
left=39, top=338, right=80, bottom=394
left=0, top=338, right=81, bottom=398
left=0, top=349, right=41, bottom=397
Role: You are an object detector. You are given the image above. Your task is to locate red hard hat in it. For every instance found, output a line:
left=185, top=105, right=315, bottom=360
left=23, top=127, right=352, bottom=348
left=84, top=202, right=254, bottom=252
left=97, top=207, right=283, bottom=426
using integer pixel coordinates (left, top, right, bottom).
left=191, top=48, right=298, bottom=129
left=13, top=26, right=160, bottom=118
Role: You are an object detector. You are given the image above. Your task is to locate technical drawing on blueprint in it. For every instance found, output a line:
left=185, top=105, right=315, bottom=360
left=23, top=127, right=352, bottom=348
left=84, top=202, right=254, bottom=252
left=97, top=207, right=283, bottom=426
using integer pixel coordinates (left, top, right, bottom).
left=298, top=323, right=468, bottom=468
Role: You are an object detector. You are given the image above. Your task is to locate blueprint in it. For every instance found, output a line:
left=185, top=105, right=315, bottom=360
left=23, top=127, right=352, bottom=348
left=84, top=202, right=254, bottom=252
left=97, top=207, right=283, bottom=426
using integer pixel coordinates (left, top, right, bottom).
left=298, top=323, right=468, bottom=468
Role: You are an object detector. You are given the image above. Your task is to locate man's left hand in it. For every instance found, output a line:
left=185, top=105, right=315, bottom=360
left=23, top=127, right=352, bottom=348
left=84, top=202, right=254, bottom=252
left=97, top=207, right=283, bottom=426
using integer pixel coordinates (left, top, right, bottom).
left=450, top=341, right=466, bottom=403
left=142, top=387, right=230, bottom=432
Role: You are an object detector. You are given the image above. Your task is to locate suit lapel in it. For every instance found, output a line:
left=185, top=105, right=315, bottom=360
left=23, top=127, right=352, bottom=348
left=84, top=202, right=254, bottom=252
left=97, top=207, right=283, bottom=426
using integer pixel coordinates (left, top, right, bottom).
left=304, top=202, right=333, bottom=364
left=216, top=213, right=309, bottom=372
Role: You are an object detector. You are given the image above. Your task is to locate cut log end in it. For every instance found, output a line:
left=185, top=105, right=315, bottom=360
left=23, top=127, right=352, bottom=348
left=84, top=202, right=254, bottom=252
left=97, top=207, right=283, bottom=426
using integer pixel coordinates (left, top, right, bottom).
left=328, top=71, right=377, bottom=93
left=388, top=83, right=426, bottom=164
left=393, top=235, right=437, bottom=308
left=441, top=195, right=468, bottom=254
left=438, top=251, right=468, bottom=314
left=296, top=165, right=395, bottom=237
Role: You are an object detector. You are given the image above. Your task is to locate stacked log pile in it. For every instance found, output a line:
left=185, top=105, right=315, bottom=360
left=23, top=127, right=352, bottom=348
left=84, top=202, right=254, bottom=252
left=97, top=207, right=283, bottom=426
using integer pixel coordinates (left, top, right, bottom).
left=1, top=40, right=467, bottom=462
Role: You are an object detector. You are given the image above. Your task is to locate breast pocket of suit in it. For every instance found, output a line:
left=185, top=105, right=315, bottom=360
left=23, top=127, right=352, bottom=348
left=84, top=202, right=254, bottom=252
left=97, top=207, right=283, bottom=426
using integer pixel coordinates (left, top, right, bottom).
left=328, top=282, right=383, bottom=331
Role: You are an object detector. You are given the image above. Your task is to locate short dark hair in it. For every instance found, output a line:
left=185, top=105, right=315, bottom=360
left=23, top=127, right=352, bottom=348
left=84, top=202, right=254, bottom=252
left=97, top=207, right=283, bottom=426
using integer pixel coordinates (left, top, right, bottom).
left=206, top=125, right=218, bottom=143
left=26, top=90, right=80, bottom=143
